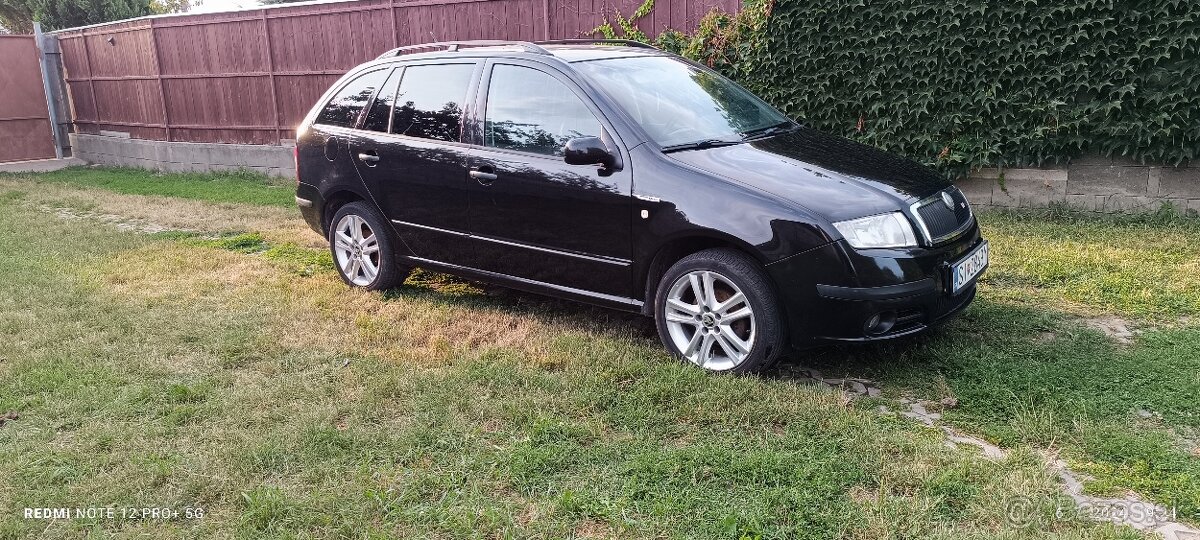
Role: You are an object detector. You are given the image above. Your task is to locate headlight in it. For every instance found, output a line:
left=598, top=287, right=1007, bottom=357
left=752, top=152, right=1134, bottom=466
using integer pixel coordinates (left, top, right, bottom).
left=832, top=212, right=918, bottom=249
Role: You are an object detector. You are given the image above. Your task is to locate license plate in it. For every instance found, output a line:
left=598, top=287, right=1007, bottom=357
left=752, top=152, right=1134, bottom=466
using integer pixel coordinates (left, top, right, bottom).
left=950, top=241, right=989, bottom=294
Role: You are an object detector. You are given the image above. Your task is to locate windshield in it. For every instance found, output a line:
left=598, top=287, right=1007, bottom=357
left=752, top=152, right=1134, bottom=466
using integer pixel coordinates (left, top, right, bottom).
left=573, top=55, right=791, bottom=148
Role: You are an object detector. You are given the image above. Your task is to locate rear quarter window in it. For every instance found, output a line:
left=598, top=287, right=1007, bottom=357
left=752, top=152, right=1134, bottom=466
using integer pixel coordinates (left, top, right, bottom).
left=315, top=69, right=390, bottom=128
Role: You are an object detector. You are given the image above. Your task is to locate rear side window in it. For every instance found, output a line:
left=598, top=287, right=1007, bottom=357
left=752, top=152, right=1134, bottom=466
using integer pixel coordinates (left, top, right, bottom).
left=362, top=69, right=403, bottom=133
left=316, top=69, right=389, bottom=128
left=391, top=64, right=475, bottom=142
left=484, top=64, right=601, bottom=156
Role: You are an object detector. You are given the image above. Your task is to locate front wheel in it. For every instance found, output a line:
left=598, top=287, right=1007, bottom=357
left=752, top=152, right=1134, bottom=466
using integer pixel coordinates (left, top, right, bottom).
left=328, top=201, right=409, bottom=290
left=654, top=248, right=786, bottom=373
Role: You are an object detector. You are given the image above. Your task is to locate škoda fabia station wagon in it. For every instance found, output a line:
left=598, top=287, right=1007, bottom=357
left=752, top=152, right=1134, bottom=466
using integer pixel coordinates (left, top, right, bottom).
left=294, top=39, right=989, bottom=373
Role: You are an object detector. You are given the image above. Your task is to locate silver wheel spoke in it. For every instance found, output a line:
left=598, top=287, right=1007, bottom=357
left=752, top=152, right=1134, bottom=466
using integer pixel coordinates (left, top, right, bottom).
left=711, top=332, right=736, bottom=362
left=701, top=271, right=717, bottom=309
left=718, top=325, right=750, bottom=355
left=722, top=306, right=752, bottom=322
left=682, top=330, right=704, bottom=362
left=360, top=256, right=378, bottom=280
left=715, top=292, right=745, bottom=315
left=698, top=333, right=716, bottom=366
left=665, top=312, right=695, bottom=324
left=687, top=273, right=705, bottom=307
left=667, top=298, right=700, bottom=316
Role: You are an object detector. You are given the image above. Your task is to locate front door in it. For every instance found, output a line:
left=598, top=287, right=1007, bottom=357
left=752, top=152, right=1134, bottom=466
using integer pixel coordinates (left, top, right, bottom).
left=348, top=61, right=481, bottom=265
left=465, top=61, right=633, bottom=298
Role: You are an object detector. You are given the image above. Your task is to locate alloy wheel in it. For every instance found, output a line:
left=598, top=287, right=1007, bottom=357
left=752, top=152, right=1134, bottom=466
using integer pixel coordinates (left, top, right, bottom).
left=332, top=214, right=380, bottom=286
left=663, top=270, right=756, bottom=371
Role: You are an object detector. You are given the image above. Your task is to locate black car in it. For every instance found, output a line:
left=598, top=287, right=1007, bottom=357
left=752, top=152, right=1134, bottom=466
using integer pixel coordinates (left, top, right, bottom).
left=294, top=39, right=988, bottom=373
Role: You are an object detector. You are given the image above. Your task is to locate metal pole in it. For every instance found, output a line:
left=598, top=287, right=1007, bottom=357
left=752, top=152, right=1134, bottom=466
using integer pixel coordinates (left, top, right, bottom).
left=33, top=22, right=65, bottom=159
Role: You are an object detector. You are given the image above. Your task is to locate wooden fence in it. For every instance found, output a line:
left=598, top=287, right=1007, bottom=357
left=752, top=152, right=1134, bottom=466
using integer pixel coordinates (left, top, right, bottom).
left=0, top=35, right=58, bottom=163
left=54, top=0, right=736, bottom=145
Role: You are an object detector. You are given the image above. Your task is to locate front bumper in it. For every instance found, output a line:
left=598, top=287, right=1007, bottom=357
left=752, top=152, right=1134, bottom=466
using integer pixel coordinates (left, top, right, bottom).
left=766, top=225, right=985, bottom=344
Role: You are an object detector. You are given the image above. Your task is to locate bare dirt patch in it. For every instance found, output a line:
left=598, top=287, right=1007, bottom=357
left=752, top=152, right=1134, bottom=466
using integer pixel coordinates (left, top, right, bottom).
left=2, top=179, right=318, bottom=248
left=1083, top=315, right=1137, bottom=344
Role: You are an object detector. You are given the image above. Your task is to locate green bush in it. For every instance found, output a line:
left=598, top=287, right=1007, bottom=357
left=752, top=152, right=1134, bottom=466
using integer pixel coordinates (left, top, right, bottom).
left=626, top=0, right=1200, bottom=175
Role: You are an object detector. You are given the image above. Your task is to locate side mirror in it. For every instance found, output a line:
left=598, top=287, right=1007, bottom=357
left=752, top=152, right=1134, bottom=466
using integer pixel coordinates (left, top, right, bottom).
left=563, top=136, right=617, bottom=169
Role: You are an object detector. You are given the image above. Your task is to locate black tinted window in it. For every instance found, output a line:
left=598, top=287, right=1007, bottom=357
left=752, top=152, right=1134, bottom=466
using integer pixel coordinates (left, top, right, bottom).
left=484, top=65, right=601, bottom=156
left=316, top=69, right=389, bottom=128
left=391, top=64, right=475, bottom=142
left=362, top=69, right=402, bottom=133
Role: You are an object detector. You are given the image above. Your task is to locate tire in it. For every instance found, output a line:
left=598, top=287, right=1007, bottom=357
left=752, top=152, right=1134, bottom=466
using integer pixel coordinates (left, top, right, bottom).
left=328, top=201, right=409, bottom=291
left=653, top=248, right=786, bottom=373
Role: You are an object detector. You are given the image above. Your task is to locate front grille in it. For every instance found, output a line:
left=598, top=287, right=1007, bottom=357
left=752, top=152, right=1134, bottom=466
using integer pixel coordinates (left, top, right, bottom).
left=914, top=188, right=972, bottom=243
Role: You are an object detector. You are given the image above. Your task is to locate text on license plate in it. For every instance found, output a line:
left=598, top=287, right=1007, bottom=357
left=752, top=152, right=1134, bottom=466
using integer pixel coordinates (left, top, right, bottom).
left=951, top=241, right=989, bottom=294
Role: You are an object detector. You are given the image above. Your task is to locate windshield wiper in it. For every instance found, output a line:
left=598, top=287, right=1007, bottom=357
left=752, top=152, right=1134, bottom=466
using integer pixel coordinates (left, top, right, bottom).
left=741, top=121, right=797, bottom=141
left=660, top=138, right=744, bottom=153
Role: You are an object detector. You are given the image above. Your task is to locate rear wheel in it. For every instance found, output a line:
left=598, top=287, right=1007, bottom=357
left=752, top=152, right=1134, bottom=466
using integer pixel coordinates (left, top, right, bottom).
left=329, top=201, right=409, bottom=290
left=654, top=248, right=785, bottom=373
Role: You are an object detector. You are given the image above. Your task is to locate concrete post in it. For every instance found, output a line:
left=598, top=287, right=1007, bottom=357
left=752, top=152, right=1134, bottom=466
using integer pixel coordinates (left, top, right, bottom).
left=33, top=22, right=71, bottom=159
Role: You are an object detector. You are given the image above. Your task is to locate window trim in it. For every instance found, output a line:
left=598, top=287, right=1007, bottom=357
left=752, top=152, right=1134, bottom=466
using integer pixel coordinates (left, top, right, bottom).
left=472, top=59, right=627, bottom=162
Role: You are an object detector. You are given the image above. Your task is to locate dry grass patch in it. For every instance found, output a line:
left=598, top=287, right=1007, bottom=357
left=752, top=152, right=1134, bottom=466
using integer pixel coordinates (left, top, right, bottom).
left=0, top=178, right=318, bottom=248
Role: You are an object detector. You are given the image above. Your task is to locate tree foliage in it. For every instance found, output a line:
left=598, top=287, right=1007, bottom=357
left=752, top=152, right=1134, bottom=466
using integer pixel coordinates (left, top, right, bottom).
left=602, top=0, right=1200, bottom=175
left=0, top=0, right=189, bottom=33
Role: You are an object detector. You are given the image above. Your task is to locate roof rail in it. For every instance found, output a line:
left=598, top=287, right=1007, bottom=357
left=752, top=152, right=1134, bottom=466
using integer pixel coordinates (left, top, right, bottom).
left=535, top=39, right=659, bottom=50
left=377, top=40, right=550, bottom=59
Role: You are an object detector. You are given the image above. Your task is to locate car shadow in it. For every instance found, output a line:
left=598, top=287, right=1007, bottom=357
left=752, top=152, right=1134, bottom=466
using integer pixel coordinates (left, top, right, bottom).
left=382, top=269, right=661, bottom=342
left=381, top=267, right=967, bottom=381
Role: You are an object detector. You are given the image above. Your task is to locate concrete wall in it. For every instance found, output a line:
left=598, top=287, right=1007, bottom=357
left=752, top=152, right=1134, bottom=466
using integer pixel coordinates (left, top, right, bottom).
left=71, top=132, right=1199, bottom=214
left=70, top=133, right=295, bottom=179
left=957, top=157, right=1200, bottom=214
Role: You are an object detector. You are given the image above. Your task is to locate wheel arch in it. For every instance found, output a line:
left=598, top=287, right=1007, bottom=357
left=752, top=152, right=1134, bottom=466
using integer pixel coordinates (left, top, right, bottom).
left=639, top=233, right=765, bottom=316
left=321, top=189, right=369, bottom=235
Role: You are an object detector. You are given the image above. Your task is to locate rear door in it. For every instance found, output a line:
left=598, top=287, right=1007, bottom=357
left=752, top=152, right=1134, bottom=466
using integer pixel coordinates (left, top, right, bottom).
left=347, top=61, right=482, bottom=265
left=463, top=60, right=633, bottom=298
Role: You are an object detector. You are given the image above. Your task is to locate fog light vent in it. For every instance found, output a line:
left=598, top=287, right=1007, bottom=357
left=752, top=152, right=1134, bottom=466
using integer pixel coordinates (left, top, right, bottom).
left=864, top=311, right=897, bottom=336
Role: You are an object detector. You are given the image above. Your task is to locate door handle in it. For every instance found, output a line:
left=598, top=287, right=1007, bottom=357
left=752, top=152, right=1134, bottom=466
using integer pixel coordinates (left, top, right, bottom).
left=357, top=152, right=380, bottom=164
left=469, top=168, right=497, bottom=183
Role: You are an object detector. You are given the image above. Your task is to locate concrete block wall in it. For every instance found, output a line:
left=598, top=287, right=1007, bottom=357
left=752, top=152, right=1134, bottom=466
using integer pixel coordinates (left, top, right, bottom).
left=70, top=133, right=295, bottom=179
left=69, top=133, right=1199, bottom=214
left=957, top=157, right=1200, bottom=214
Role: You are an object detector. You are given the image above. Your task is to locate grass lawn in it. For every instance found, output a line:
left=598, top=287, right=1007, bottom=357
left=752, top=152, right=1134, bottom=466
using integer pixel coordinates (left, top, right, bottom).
left=1, top=168, right=1196, bottom=538
left=0, top=166, right=295, bottom=208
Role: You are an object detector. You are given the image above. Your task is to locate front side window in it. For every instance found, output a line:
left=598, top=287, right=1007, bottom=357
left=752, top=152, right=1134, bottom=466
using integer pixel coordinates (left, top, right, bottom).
left=484, top=64, right=601, bottom=156
left=573, top=56, right=789, bottom=147
left=315, top=69, right=389, bottom=128
left=391, top=63, right=475, bottom=142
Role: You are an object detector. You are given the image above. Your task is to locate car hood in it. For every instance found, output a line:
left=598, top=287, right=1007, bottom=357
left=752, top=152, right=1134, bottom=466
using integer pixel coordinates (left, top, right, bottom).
left=666, top=126, right=951, bottom=223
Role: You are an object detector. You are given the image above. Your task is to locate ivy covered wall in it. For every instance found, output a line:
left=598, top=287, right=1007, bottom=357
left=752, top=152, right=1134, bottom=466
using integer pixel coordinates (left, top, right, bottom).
left=649, top=0, right=1200, bottom=175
